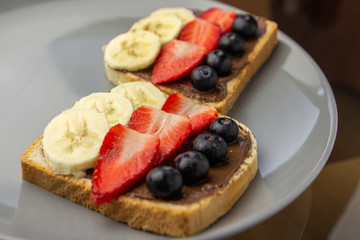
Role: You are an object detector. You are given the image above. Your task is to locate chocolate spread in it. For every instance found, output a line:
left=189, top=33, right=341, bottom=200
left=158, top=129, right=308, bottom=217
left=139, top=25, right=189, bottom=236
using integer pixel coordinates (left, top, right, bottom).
left=115, top=17, right=266, bottom=103
left=124, top=129, right=251, bottom=204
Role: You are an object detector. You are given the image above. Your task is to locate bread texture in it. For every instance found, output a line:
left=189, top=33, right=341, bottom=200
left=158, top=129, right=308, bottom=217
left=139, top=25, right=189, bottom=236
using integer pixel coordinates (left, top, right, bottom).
left=104, top=19, right=278, bottom=115
left=21, top=119, right=257, bottom=237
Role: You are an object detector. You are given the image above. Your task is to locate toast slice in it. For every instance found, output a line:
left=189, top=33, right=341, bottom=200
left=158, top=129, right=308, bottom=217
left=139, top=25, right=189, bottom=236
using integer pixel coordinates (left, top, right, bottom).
left=104, top=15, right=278, bottom=115
left=21, top=118, right=257, bottom=237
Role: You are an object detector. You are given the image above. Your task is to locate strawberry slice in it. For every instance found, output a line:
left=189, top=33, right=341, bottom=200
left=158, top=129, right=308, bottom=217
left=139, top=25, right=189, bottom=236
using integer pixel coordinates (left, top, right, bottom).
left=199, top=8, right=236, bottom=34
left=90, top=124, right=159, bottom=205
left=179, top=18, right=221, bottom=53
left=162, top=93, right=218, bottom=135
left=151, top=40, right=206, bottom=84
left=129, top=105, right=191, bottom=164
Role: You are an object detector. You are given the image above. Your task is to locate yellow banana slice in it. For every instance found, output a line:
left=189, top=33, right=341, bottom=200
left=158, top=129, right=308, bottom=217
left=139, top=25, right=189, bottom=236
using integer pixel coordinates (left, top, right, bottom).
left=111, top=81, right=166, bottom=110
left=42, top=108, right=109, bottom=177
left=72, top=92, right=133, bottom=127
left=150, top=7, right=196, bottom=26
left=130, top=15, right=182, bottom=46
left=104, top=30, right=161, bottom=71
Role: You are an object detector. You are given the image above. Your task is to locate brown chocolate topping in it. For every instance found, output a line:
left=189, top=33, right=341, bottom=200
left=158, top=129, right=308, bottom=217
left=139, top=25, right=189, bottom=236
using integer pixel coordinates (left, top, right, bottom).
left=124, top=130, right=251, bottom=204
left=115, top=16, right=267, bottom=103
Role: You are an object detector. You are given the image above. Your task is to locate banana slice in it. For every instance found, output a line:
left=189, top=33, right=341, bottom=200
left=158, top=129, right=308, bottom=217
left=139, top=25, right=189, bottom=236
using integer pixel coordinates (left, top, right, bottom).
left=150, top=7, right=196, bottom=26
left=104, top=30, right=161, bottom=71
left=111, top=81, right=166, bottom=110
left=130, top=15, right=182, bottom=46
left=42, top=108, right=109, bottom=177
left=72, top=92, right=133, bottom=127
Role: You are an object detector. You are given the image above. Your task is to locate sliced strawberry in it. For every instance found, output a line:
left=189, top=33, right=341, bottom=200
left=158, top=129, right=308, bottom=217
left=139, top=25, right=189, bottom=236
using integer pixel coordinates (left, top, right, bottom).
left=179, top=18, right=221, bottom=53
left=161, top=93, right=218, bottom=135
left=199, top=8, right=236, bottom=34
left=129, top=106, right=191, bottom=164
left=90, top=124, right=159, bottom=205
left=151, top=40, right=206, bottom=84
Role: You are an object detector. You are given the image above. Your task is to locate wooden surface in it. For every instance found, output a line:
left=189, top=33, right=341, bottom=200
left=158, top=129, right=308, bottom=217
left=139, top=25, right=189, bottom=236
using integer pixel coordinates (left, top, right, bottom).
left=218, top=0, right=360, bottom=239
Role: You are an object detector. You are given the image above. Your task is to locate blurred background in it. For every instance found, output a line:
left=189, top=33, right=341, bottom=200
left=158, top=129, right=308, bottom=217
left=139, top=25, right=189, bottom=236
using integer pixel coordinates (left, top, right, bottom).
left=219, top=0, right=360, bottom=239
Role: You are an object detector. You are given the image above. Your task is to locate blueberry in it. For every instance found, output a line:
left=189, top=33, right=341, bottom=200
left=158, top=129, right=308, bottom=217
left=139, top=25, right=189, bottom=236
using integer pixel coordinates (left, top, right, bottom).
left=146, top=166, right=183, bottom=199
left=191, top=65, right=218, bottom=92
left=205, top=49, right=233, bottom=76
left=192, top=133, right=227, bottom=165
left=174, top=151, right=209, bottom=184
left=232, top=14, right=258, bottom=39
left=210, top=117, right=239, bottom=143
left=218, top=32, right=245, bottom=57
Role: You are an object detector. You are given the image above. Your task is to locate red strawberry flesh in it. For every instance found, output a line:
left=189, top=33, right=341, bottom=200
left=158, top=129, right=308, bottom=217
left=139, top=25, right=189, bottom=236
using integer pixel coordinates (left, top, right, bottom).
left=90, top=124, right=159, bottom=205
left=179, top=18, right=221, bottom=53
left=162, top=93, right=218, bottom=135
left=129, top=105, right=191, bottom=164
left=151, top=40, right=206, bottom=84
left=199, top=8, right=236, bottom=34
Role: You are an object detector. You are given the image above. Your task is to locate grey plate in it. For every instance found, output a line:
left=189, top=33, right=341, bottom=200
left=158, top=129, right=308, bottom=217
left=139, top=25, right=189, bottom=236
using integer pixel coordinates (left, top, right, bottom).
left=0, top=0, right=337, bottom=239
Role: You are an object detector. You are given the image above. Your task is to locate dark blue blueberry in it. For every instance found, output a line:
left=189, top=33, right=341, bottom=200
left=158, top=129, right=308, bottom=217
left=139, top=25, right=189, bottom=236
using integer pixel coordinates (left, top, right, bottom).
left=191, top=65, right=218, bottom=92
left=205, top=49, right=233, bottom=76
left=218, top=32, right=245, bottom=57
left=146, top=166, right=183, bottom=199
left=192, top=133, right=227, bottom=165
left=210, top=117, right=239, bottom=143
left=232, top=14, right=258, bottom=39
left=174, top=151, right=209, bottom=184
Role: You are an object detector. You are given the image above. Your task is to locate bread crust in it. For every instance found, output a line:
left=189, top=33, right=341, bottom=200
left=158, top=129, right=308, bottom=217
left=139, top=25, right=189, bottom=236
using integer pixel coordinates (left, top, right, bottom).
left=104, top=20, right=278, bottom=115
left=21, top=120, right=257, bottom=237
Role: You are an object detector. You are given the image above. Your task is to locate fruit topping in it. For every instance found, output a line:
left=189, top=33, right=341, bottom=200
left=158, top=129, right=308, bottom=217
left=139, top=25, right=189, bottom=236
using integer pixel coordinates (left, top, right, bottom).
left=104, top=30, right=161, bottom=71
left=205, top=49, right=233, bottom=76
left=90, top=124, right=160, bottom=205
left=129, top=105, right=192, bottom=164
left=146, top=166, right=183, bottom=199
left=210, top=117, right=239, bottom=143
left=42, top=108, right=109, bottom=177
left=161, top=93, right=218, bottom=135
left=179, top=18, right=221, bottom=53
left=232, top=14, right=258, bottom=39
left=149, top=7, right=196, bottom=26
left=111, top=81, right=166, bottom=110
left=191, top=65, right=218, bottom=92
left=174, top=151, right=209, bottom=184
left=151, top=40, right=206, bottom=84
left=199, top=8, right=236, bottom=34
left=130, top=14, right=183, bottom=46
left=192, top=133, right=227, bottom=165
left=218, top=32, right=245, bottom=57
left=73, top=92, right=133, bottom=127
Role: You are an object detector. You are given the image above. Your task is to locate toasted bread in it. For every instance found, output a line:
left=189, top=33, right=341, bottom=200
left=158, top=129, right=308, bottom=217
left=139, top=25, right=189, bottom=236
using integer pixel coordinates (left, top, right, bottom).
left=21, top=118, right=257, bottom=237
left=104, top=16, right=278, bottom=115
